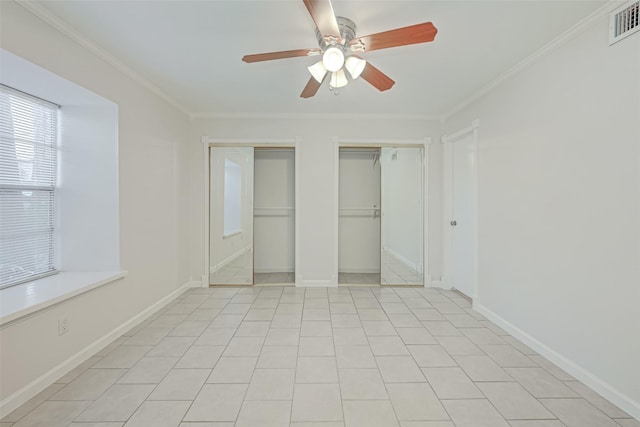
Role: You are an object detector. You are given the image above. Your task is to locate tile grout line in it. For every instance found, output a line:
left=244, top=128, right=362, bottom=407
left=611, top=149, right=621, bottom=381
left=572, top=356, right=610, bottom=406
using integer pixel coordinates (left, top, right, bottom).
left=174, top=288, right=230, bottom=425
left=5, top=285, right=635, bottom=427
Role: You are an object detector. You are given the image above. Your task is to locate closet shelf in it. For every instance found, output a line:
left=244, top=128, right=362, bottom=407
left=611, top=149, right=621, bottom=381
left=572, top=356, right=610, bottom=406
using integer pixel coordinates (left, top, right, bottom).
left=254, top=206, right=295, bottom=218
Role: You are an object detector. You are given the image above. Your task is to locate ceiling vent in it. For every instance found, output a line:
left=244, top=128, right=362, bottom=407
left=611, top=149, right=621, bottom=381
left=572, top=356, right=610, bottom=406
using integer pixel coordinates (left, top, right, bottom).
left=609, top=0, right=639, bottom=45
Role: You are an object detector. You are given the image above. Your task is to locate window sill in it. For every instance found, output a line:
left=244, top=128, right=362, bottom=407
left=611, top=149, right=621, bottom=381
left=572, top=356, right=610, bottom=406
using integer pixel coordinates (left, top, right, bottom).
left=0, top=271, right=128, bottom=326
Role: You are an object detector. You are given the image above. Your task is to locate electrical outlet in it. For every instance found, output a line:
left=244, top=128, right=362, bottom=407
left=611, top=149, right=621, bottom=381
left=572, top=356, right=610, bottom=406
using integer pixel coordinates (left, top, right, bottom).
left=58, top=317, right=69, bottom=335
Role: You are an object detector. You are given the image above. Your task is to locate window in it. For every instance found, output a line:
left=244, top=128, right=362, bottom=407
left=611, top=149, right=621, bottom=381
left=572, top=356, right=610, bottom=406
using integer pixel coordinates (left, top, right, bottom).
left=0, top=85, right=58, bottom=289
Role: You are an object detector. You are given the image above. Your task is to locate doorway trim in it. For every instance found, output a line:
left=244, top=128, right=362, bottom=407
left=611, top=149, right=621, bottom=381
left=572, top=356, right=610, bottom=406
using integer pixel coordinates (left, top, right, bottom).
left=441, top=119, right=480, bottom=298
left=201, top=137, right=301, bottom=287
left=332, top=137, right=432, bottom=287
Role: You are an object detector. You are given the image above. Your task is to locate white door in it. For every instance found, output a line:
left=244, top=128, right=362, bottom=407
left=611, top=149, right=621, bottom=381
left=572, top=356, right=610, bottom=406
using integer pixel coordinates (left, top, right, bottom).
left=451, top=134, right=475, bottom=297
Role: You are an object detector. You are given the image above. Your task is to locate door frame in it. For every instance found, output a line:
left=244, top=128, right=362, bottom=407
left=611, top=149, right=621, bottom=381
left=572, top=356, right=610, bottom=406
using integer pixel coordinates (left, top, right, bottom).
left=441, top=119, right=479, bottom=299
left=332, top=137, right=432, bottom=287
left=202, top=137, right=301, bottom=287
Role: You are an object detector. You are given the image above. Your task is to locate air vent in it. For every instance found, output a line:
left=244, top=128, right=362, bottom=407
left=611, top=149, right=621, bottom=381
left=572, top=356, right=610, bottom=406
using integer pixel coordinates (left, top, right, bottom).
left=610, top=0, right=640, bottom=45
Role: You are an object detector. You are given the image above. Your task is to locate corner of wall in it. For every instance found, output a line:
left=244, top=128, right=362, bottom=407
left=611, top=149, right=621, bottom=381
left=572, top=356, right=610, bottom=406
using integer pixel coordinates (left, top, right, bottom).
left=474, top=301, right=640, bottom=420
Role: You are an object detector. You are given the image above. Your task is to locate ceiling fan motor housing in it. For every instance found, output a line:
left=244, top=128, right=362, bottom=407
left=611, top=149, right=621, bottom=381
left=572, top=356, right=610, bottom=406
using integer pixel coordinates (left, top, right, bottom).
left=316, top=16, right=357, bottom=49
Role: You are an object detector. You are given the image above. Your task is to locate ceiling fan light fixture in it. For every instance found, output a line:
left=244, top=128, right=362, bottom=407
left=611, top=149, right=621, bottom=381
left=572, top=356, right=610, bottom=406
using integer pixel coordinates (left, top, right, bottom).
left=307, top=61, right=328, bottom=83
left=345, top=56, right=366, bottom=79
left=323, top=47, right=345, bottom=72
left=330, top=69, right=348, bottom=88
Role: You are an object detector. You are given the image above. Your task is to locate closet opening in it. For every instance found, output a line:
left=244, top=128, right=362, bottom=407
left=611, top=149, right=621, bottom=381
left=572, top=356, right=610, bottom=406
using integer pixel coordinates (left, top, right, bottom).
left=208, top=145, right=296, bottom=286
left=338, top=148, right=382, bottom=285
left=253, top=148, right=295, bottom=285
left=338, top=145, right=425, bottom=286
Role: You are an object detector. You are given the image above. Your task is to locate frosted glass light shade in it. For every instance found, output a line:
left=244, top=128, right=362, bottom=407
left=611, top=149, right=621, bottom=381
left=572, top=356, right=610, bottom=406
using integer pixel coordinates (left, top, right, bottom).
left=323, top=47, right=345, bottom=72
left=330, top=69, right=348, bottom=88
left=307, top=61, right=327, bottom=83
left=345, top=56, right=366, bottom=79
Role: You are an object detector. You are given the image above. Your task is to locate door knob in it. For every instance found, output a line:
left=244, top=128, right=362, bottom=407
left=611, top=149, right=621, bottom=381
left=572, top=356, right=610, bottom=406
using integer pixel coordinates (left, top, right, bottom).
left=450, top=220, right=457, bottom=226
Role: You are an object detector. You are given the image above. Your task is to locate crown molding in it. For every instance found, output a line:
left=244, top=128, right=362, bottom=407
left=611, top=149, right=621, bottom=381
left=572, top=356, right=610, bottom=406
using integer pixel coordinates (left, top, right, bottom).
left=334, top=137, right=431, bottom=146
left=441, top=0, right=623, bottom=122
left=190, top=112, right=444, bottom=122
left=16, top=0, right=191, bottom=117
left=17, top=0, right=618, bottom=124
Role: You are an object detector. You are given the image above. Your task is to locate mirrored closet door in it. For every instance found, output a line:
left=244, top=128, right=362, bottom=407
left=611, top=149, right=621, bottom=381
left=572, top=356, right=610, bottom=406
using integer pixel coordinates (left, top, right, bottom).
left=380, top=147, right=424, bottom=285
left=209, top=147, right=254, bottom=285
left=338, top=146, right=424, bottom=286
left=209, top=146, right=295, bottom=286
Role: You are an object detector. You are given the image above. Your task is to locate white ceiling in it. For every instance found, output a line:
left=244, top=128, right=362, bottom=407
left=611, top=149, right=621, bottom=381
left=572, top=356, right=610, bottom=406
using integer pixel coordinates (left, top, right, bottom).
left=37, top=0, right=606, bottom=116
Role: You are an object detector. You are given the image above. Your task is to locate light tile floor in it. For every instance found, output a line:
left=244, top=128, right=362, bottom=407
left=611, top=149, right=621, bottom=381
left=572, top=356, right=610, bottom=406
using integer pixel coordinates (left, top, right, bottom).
left=2, top=286, right=638, bottom=427
left=338, top=273, right=381, bottom=285
left=254, top=273, right=295, bottom=285
left=210, top=252, right=295, bottom=285
left=339, top=251, right=423, bottom=285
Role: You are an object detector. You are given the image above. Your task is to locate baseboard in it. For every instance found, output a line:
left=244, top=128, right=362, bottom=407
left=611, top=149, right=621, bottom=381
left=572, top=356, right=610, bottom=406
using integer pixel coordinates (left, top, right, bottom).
left=444, top=280, right=454, bottom=290
left=0, top=279, right=200, bottom=417
left=253, top=268, right=295, bottom=274
left=425, top=277, right=451, bottom=290
left=183, top=280, right=201, bottom=289
left=474, top=302, right=640, bottom=420
left=426, top=279, right=443, bottom=289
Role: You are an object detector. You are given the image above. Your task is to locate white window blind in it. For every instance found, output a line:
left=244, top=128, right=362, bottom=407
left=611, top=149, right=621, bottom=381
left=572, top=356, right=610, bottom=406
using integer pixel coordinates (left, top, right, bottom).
left=0, top=85, right=58, bottom=289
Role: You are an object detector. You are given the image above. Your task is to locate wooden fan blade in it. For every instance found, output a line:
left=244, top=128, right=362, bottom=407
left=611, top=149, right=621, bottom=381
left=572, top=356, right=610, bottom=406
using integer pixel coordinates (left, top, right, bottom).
left=303, top=0, right=342, bottom=43
left=300, top=76, right=324, bottom=98
left=360, top=62, right=395, bottom=92
left=350, top=22, right=437, bottom=52
left=242, top=48, right=320, bottom=63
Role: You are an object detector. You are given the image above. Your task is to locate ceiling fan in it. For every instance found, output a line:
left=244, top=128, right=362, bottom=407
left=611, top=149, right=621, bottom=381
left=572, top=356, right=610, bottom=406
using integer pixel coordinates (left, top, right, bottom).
left=242, top=0, right=438, bottom=98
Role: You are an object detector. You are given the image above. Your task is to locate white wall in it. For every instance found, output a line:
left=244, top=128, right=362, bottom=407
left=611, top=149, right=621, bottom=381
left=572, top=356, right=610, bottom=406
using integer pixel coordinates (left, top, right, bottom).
left=444, top=14, right=640, bottom=417
left=0, top=0, right=192, bottom=408
left=190, top=117, right=442, bottom=286
left=57, top=104, right=120, bottom=272
left=254, top=149, right=295, bottom=273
